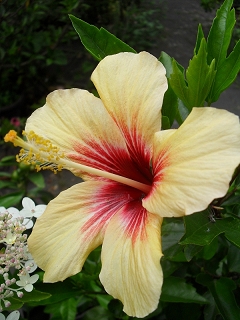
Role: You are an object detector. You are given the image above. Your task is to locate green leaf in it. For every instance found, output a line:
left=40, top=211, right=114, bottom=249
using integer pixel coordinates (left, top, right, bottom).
left=206, top=0, right=240, bottom=103
left=169, top=60, right=188, bottom=108
left=44, top=299, right=77, bottom=320
left=184, top=244, right=203, bottom=261
left=161, top=116, right=170, bottom=130
left=234, top=171, right=240, bottom=186
left=162, top=219, right=186, bottom=261
left=170, top=39, right=216, bottom=110
left=7, top=297, right=24, bottom=311
left=208, top=40, right=240, bottom=102
left=45, top=295, right=92, bottom=318
left=200, top=236, right=219, bottom=260
left=82, top=306, right=114, bottom=320
left=159, top=51, right=174, bottom=77
left=16, top=288, right=51, bottom=302
left=161, top=86, right=177, bottom=127
left=230, top=204, right=240, bottom=218
left=161, top=276, right=208, bottom=304
left=224, top=219, right=240, bottom=247
left=0, top=155, right=16, bottom=164
left=207, top=0, right=234, bottom=68
left=45, top=303, right=62, bottom=320
left=0, top=172, right=11, bottom=177
left=0, top=191, right=24, bottom=207
left=186, top=38, right=216, bottom=107
left=181, top=212, right=240, bottom=248
left=0, top=180, right=16, bottom=189
left=194, top=24, right=205, bottom=55
left=7, top=289, right=51, bottom=312
left=159, top=52, right=178, bottom=126
left=28, top=171, right=45, bottom=188
left=59, top=297, right=78, bottom=320
left=96, top=295, right=113, bottom=310
left=197, top=274, right=240, bottom=320
left=0, top=155, right=17, bottom=167
left=175, top=99, right=189, bottom=125
left=227, top=243, right=240, bottom=273
left=162, top=219, right=185, bottom=251
left=203, top=291, right=221, bottom=320
left=69, top=15, right=136, bottom=61
left=222, top=194, right=240, bottom=206
left=161, top=260, right=180, bottom=277
left=32, top=279, right=80, bottom=305
left=181, top=211, right=210, bottom=245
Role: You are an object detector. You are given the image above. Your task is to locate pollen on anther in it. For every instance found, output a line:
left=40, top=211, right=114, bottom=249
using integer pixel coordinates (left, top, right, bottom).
left=15, top=130, right=66, bottom=174
left=4, top=130, right=17, bottom=143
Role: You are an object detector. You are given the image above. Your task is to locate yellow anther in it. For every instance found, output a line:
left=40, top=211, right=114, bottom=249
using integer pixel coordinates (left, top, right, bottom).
left=4, top=130, right=17, bottom=143
left=4, top=129, right=66, bottom=174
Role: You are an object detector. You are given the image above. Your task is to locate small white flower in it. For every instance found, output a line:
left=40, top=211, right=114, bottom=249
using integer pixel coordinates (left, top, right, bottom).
left=5, top=207, right=20, bottom=218
left=25, top=259, right=38, bottom=273
left=20, top=197, right=46, bottom=218
left=0, top=311, right=20, bottom=320
left=16, top=273, right=39, bottom=292
left=2, top=231, right=17, bottom=245
left=0, top=207, right=7, bottom=214
left=7, top=207, right=32, bottom=229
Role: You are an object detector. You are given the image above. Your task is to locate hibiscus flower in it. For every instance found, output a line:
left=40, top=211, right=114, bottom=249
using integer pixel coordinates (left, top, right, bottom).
left=4, top=52, right=240, bottom=318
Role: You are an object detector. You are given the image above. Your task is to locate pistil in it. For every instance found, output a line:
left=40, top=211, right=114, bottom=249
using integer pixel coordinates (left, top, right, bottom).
left=4, top=130, right=151, bottom=194
left=61, top=158, right=151, bottom=193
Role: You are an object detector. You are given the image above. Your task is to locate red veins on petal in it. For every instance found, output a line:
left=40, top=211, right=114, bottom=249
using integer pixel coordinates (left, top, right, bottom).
left=121, top=123, right=152, bottom=184
left=153, top=149, right=169, bottom=182
left=149, top=148, right=169, bottom=189
left=71, top=139, right=130, bottom=174
left=142, top=148, right=169, bottom=204
left=81, top=182, right=144, bottom=241
left=121, top=200, right=148, bottom=243
left=69, top=137, right=152, bottom=184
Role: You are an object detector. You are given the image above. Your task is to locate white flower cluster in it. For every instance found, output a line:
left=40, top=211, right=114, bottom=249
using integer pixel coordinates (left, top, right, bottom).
left=0, top=198, right=46, bottom=312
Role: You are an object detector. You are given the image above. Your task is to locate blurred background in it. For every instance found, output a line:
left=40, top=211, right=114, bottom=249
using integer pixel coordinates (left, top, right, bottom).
left=1, top=0, right=240, bottom=124
left=0, top=0, right=164, bottom=121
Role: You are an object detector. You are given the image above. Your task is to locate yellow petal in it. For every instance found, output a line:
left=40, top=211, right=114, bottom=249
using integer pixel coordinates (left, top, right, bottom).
left=28, top=180, right=135, bottom=282
left=91, top=52, right=167, bottom=176
left=25, top=89, right=133, bottom=177
left=100, top=202, right=163, bottom=318
left=143, top=107, right=240, bottom=217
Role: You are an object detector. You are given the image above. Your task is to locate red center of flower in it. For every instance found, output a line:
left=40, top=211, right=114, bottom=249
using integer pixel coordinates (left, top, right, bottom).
left=70, top=137, right=153, bottom=186
left=69, top=134, right=155, bottom=243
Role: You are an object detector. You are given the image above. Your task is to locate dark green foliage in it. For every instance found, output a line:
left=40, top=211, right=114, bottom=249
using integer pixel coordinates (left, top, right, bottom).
left=167, top=0, right=240, bottom=118
left=0, top=0, right=85, bottom=111
left=69, top=15, right=136, bottom=61
left=0, top=154, right=53, bottom=207
left=0, top=0, right=163, bottom=116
